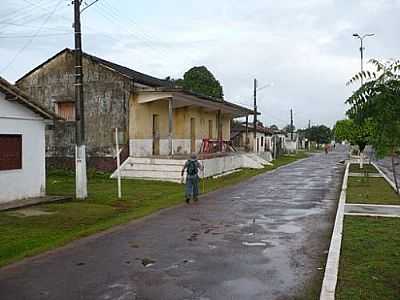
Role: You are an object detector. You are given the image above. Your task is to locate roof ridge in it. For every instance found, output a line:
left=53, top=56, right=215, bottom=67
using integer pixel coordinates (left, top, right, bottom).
left=17, top=48, right=172, bottom=88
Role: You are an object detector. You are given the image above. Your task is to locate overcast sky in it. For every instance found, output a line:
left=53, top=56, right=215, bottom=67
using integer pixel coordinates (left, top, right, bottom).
left=1, top=0, right=399, bottom=128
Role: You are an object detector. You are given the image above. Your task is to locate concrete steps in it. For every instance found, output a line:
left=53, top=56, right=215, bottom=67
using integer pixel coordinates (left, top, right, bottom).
left=112, top=157, right=185, bottom=182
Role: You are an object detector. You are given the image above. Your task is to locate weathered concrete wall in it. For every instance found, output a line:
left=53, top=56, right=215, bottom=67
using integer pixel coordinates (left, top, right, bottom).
left=17, top=50, right=131, bottom=158
left=0, top=92, right=46, bottom=203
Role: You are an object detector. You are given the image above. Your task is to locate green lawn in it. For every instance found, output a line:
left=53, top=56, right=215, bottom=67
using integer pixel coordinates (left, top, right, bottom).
left=336, top=216, right=400, bottom=299
left=0, top=152, right=308, bottom=267
left=349, top=163, right=379, bottom=173
left=346, top=177, right=400, bottom=205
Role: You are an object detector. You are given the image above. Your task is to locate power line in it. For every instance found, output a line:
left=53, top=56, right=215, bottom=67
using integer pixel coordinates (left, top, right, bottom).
left=1, top=0, right=65, bottom=73
left=100, top=0, right=174, bottom=53
left=92, top=3, right=173, bottom=59
left=0, top=33, right=70, bottom=39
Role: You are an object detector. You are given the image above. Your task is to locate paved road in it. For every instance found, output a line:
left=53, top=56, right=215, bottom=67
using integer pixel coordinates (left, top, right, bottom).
left=0, top=149, right=347, bottom=300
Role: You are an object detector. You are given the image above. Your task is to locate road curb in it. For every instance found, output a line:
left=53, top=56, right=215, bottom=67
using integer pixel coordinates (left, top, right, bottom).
left=320, top=161, right=349, bottom=300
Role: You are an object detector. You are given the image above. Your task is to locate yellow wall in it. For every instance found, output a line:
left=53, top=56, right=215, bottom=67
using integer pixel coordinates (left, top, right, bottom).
left=129, top=95, right=231, bottom=140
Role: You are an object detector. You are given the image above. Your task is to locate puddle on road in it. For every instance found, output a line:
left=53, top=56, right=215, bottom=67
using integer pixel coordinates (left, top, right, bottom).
left=222, top=278, right=265, bottom=297
left=242, top=242, right=267, bottom=247
left=269, top=223, right=302, bottom=234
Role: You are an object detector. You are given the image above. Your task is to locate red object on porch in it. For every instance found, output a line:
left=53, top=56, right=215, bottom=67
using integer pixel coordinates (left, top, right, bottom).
left=200, top=138, right=236, bottom=153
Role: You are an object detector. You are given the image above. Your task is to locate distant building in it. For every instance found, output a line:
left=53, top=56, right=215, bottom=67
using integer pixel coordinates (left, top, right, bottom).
left=0, top=76, right=53, bottom=205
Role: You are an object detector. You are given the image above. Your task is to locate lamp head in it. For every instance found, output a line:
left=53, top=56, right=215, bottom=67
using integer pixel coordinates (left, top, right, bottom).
left=353, top=33, right=360, bottom=37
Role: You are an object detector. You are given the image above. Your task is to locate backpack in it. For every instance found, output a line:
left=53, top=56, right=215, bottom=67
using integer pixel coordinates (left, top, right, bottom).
left=187, top=160, right=198, bottom=176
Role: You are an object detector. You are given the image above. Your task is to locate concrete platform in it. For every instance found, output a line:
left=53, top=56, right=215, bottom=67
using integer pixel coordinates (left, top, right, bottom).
left=348, top=172, right=382, bottom=177
left=0, top=196, right=71, bottom=211
left=345, top=203, right=400, bottom=218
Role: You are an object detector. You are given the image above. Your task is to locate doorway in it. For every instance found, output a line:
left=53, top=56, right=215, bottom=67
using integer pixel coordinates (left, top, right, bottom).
left=152, top=114, right=160, bottom=156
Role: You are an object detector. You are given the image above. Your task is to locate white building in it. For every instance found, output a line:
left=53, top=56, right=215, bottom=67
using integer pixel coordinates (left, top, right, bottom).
left=0, top=76, right=53, bottom=206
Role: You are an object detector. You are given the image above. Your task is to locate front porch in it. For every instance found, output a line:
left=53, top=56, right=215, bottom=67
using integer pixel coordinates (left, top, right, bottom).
left=117, top=88, right=268, bottom=182
left=129, top=87, right=254, bottom=157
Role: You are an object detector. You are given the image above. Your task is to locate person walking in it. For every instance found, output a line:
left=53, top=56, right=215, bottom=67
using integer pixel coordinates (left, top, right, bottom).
left=181, top=153, right=203, bottom=204
left=324, top=143, right=329, bottom=154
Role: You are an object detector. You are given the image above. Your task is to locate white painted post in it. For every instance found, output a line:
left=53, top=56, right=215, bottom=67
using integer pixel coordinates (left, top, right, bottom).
left=202, top=163, right=205, bottom=193
left=115, top=128, right=122, bottom=199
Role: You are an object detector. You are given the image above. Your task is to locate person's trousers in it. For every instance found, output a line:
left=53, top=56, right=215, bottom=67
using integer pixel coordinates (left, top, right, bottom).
left=185, top=176, right=199, bottom=199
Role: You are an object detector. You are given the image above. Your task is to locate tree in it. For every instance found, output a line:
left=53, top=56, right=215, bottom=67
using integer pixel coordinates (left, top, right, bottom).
left=334, top=119, right=373, bottom=168
left=177, top=66, right=224, bottom=99
left=346, top=59, right=400, bottom=193
left=306, top=125, right=332, bottom=146
left=283, top=124, right=296, bottom=134
left=270, top=124, right=279, bottom=131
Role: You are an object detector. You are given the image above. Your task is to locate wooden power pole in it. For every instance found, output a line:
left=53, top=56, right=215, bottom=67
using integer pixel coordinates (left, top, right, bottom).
left=253, top=78, right=257, bottom=140
left=290, top=108, right=294, bottom=141
left=74, top=0, right=87, bottom=199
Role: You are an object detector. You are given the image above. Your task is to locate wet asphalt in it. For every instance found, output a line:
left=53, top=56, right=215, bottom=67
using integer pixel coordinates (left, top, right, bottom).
left=0, top=148, right=347, bottom=300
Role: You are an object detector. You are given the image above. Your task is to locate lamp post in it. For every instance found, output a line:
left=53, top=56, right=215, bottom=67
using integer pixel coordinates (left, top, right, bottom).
left=353, top=33, right=375, bottom=85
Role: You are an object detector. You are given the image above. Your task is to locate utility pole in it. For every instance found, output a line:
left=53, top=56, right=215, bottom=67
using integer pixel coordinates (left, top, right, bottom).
left=74, top=0, right=87, bottom=199
left=290, top=108, right=294, bottom=141
left=253, top=78, right=257, bottom=140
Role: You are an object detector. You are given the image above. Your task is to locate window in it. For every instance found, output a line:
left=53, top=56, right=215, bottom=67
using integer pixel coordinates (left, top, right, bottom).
left=261, top=136, right=264, bottom=147
left=56, top=102, right=75, bottom=121
left=0, top=135, right=22, bottom=171
left=208, top=120, right=213, bottom=138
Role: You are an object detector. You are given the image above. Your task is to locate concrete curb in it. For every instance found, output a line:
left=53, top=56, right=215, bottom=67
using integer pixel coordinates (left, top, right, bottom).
left=345, top=203, right=400, bottom=208
left=371, top=162, right=399, bottom=193
left=320, top=162, right=349, bottom=300
left=344, top=213, right=400, bottom=218
left=348, top=172, right=382, bottom=178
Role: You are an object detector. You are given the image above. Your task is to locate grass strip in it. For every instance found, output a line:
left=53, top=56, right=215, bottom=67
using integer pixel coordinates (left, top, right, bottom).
left=349, top=163, right=379, bottom=173
left=347, top=177, right=400, bottom=205
left=0, top=152, right=308, bottom=267
left=336, top=216, right=400, bottom=299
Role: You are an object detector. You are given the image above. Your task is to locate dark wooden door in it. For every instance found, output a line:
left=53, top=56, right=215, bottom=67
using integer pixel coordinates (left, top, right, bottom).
left=152, top=115, right=160, bottom=156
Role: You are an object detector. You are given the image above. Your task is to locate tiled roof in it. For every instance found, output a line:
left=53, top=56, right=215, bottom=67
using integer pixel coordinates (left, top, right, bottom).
left=17, top=48, right=173, bottom=88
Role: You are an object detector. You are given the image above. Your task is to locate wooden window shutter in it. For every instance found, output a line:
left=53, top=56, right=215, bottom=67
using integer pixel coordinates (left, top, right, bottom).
left=0, top=135, right=22, bottom=170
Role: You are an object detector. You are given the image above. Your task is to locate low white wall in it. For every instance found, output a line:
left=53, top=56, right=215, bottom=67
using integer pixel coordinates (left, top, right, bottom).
left=257, top=151, right=273, bottom=162
left=0, top=93, right=46, bottom=204
left=285, top=140, right=297, bottom=152
left=114, top=153, right=266, bottom=182
left=130, top=138, right=203, bottom=156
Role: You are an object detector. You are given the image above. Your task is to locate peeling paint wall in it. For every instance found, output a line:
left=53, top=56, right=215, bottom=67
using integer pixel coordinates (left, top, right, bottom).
left=17, top=50, right=131, bottom=159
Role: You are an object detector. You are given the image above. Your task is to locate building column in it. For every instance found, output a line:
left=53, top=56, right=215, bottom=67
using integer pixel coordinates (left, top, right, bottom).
left=217, top=110, right=223, bottom=152
left=168, top=98, right=173, bottom=156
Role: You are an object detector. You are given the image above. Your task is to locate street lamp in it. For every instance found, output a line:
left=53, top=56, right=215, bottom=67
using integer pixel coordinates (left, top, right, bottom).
left=353, top=33, right=375, bottom=84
